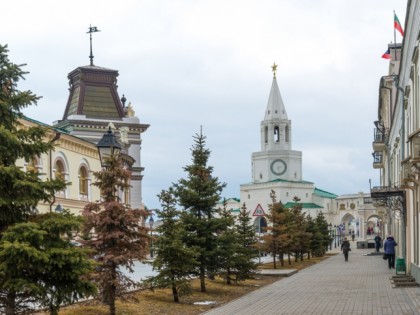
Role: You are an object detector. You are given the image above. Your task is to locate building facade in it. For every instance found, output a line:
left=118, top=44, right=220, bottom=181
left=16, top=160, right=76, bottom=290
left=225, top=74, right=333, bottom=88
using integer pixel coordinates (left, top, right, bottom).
left=371, top=1, right=420, bottom=280
left=53, top=63, right=149, bottom=209
left=18, top=59, right=148, bottom=215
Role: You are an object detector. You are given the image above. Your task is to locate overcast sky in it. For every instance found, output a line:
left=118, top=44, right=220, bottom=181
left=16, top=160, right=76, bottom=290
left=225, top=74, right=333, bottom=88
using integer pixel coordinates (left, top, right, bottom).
left=4, top=1, right=406, bottom=209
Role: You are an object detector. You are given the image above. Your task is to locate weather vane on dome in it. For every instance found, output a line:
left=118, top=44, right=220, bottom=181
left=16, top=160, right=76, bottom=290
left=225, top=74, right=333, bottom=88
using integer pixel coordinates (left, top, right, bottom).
left=87, top=25, right=101, bottom=66
left=271, top=63, right=278, bottom=77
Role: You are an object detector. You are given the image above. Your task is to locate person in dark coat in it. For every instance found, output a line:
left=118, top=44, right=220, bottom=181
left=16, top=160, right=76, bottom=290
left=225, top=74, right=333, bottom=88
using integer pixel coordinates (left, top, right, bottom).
left=384, top=235, right=398, bottom=269
left=374, top=234, right=382, bottom=253
left=341, top=237, right=351, bottom=261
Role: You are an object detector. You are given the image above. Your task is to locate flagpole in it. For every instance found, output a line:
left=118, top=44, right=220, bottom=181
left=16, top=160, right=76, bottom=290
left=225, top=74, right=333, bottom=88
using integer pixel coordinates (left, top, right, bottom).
left=394, top=10, right=397, bottom=61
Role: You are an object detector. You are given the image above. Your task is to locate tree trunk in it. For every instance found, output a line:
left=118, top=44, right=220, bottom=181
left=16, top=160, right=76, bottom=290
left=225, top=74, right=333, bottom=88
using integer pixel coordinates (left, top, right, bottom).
left=171, top=283, right=179, bottom=303
left=109, top=265, right=117, bottom=315
left=272, top=250, right=277, bottom=269
left=226, top=267, right=231, bottom=285
left=5, top=291, right=16, bottom=315
left=109, top=286, right=116, bottom=315
left=200, top=266, right=206, bottom=292
left=171, top=272, right=179, bottom=303
left=49, top=304, right=59, bottom=315
left=288, top=253, right=291, bottom=265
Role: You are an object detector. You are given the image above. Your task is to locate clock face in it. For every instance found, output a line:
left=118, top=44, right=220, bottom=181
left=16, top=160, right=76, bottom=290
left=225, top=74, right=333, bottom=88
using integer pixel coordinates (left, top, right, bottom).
left=270, top=159, right=287, bottom=176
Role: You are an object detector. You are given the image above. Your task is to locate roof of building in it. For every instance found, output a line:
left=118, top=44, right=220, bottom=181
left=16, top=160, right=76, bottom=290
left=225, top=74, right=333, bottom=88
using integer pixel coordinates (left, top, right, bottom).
left=22, top=115, right=70, bottom=134
left=314, top=188, right=338, bottom=199
left=264, top=76, right=288, bottom=121
left=283, top=202, right=323, bottom=209
left=63, top=65, right=125, bottom=120
left=268, top=178, right=314, bottom=184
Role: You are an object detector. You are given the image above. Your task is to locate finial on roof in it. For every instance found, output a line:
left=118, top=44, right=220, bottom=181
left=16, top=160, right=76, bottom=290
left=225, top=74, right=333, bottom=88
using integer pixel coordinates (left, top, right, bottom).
left=271, top=63, right=278, bottom=77
left=87, top=25, right=101, bottom=66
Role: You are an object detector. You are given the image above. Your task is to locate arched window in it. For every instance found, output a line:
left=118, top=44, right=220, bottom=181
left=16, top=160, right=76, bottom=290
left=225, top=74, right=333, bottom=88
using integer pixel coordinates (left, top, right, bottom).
left=55, top=160, right=65, bottom=181
left=255, top=216, right=268, bottom=233
left=26, top=157, right=39, bottom=173
left=54, top=159, right=66, bottom=198
left=264, top=126, right=268, bottom=144
left=79, top=166, right=89, bottom=198
left=274, top=126, right=280, bottom=142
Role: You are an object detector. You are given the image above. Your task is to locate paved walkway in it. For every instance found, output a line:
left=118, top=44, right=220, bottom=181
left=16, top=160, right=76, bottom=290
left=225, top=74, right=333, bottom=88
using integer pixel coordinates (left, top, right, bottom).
left=203, top=241, right=420, bottom=315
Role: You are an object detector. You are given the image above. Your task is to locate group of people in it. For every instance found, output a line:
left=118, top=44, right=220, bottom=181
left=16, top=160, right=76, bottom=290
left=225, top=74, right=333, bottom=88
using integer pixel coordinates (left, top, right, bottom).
left=340, top=232, right=398, bottom=268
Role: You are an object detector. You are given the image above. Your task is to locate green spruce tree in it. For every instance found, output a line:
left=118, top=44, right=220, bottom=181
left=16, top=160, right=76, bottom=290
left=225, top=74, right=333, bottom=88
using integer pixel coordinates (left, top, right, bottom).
left=288, top=197, right=312, bottom=262
left=147, top=188, right=198, bottom=302
left=0, top=44, right=65, bottom=231
left=0, top=212, right=96, bottom=315
left=232, top=203, right=258, bottom=282
left=315, top=211, right=329, bottom=255
left=216, top=199, right=239, bottom=285
left=173, top=129, right=226, bottom=292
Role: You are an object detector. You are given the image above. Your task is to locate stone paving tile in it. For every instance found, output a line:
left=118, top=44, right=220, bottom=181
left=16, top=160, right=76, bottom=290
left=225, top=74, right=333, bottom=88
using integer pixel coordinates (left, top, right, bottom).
left=203, top=243, right=420, bottom=315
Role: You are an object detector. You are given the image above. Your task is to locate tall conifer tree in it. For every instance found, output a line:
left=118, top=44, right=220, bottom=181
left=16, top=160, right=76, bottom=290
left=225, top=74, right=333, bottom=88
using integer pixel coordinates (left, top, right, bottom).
left=216, top=199, right=238, bottom=285
left=173, top=130, right=226, bottom=292
left=233, top=203, right=258, bottom=282
left=0, top=44, right=65, bottom=231
left=0, top=213, right=96, bottom=315
left=147, top=188, right=198, bottom=302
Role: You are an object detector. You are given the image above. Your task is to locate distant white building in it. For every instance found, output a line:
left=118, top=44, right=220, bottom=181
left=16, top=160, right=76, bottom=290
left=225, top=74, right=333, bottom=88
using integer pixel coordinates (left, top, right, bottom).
left=334, top=192, right=378, bottom=238
left=238, top=66, right=337, bottom=231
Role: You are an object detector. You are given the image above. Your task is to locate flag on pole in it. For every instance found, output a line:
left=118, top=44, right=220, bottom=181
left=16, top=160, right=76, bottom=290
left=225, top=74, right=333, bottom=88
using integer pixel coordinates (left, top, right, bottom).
left=394, top=13, right=404, bottom=36
left=382, top=48, right=391, bottom=59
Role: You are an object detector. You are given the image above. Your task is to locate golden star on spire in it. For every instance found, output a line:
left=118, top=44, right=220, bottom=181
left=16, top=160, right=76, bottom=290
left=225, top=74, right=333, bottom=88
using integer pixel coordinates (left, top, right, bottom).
left=271, top=63, right=278, bottom=77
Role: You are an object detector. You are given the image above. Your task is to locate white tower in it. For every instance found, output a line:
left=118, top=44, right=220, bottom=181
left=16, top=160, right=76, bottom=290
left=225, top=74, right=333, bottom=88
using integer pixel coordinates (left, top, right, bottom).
left=252, top=64, right=302, bottom=183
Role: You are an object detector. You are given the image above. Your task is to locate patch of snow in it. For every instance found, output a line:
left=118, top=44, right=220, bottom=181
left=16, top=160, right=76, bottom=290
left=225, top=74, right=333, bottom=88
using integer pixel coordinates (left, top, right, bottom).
left=194, top=301, right=217, bottom=305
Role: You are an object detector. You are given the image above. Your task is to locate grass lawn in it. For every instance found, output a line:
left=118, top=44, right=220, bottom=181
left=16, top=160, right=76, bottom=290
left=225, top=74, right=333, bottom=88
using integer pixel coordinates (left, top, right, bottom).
left=36, top=253, right=336, bottom=315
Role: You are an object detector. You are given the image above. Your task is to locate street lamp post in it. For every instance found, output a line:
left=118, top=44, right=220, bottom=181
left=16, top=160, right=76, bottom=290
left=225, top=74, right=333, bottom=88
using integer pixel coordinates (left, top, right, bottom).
left=96, top=126, right=122, bottom=168
left=333, top=225, right=337, bottom=248
left=149, top=216, right=154, bottom=258
left=258, top=218, right=261, bottom=264
left=338, top=225, right=341, bottom=247
left=328, top=223, right=332, bottom=250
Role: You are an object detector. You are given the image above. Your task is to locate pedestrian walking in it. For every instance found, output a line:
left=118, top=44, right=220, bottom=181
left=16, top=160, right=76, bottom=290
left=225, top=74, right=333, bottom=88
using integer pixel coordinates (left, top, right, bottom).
left=384, top=235, right=398, bottom=269
left=374, top=234, right=382, bottom=253
left=351, top=231, right=355, bottom=242
left=341, top=237, right=351, bottom=261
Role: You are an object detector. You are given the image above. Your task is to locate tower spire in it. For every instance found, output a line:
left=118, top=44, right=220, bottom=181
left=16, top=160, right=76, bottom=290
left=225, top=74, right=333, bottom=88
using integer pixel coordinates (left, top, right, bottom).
left=87, top=25, right=100, bottom=66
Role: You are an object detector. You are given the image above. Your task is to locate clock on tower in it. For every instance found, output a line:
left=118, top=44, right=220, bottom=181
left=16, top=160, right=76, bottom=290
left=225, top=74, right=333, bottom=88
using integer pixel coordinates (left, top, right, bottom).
left=270, top=159, right=287, bottom=176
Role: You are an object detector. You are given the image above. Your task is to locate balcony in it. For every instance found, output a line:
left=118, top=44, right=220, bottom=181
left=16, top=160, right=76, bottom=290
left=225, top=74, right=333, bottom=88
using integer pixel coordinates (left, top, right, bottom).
left=372, top=151, right=384, bottom=169
left=372, top=127, right=387, bottom=151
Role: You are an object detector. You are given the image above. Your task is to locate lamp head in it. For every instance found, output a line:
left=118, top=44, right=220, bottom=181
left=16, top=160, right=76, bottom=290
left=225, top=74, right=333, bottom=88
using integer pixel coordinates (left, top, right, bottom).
left=97, top=126, right=122, bottom=167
